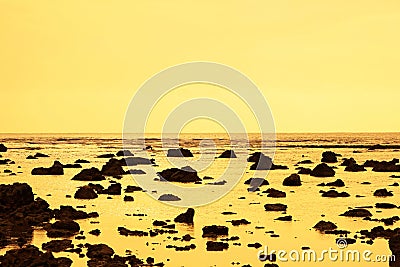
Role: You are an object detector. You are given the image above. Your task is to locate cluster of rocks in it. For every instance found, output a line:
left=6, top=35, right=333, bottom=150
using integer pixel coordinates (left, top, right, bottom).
left=74, top=183, right=122, bottom=199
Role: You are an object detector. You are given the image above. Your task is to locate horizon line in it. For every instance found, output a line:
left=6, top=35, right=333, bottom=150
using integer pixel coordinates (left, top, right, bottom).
left=1, top=131, right=400, bottom=134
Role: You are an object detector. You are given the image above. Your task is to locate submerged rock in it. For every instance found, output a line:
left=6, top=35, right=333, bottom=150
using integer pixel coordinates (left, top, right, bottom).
left=321, top=151, right=338, bottom=163
left=34, top=152, right=49, bottom=158
left=345, top=163, right=366, bottom=172
left=31, top=161, right=64, bottom=175
left=264, top=188, right=286, bottom=198
left=75, top=159, right=90, bottom=164
left=231, top=219, right=251, bottom=226
left=244, top=178, right=269, bottom=186
left=313, top=220, right=338, bottom=231
left=375, top=203, right=397, bottom=209
left=53, top=205, right=98, bottom=220
left=282, top=174, right=301, bottom=186
left=310, top=163, right=335, bottom=177
left=340, top=209, right=372, bottom=217
left=274, top=215, right=292, bottom=221
left=297, top=167, right=311, bottom=174
left=321, top=190, right=350, bottom=198
left=317, top=179, right=345, bottom=187
left=100, top=183, right=121, bottom=195
left=264, top=203, right=287, bottom=212
left=374, top=188, right=393, bottom=197
left=46, top=220, right=80, bottom=238
left=174, top=208, right=194, bottom=224
left=128, top=169, right=146, bottom=175
left=206, top=241, right=229, bottom=251
left=297, top=159, right=313, bottom=164
left=341, top=158, right=356, bottom=166
left=121, top=157, right=155, bottom=166
left=86, top=243, right=114, bottom=259
left=157, top=166, right=201, bottom=183
left=72, top=167, right=105, bottom=181
left=97, top=153, right=115, bottom=158
left=218, top=150, right=237, bottom=158
left=167, top=148, right=193, bottom=157
left=116, top=150, right=134, bottom=157
left=74, top=186, right=98, bottom=199
left=123, top=195, right=134, bottom=201
left=124, top=185, right=143, bottom=193
left=202, top=225, right=229, bottom=237
left=158, top=194, right=181, bottom=201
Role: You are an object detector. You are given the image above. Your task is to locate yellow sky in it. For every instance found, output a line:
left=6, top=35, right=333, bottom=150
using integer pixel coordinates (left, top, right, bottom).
left=1, top=0, right=399, bottom=133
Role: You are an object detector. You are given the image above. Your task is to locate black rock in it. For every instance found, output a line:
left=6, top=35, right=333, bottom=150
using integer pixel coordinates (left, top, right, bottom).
left=75, top=159, right=90, bottom=164
left=264, top=204, right=287, bottom=212
left=34, top=152, right=49, bottom=158
left=158, top=194, right=181, bottom=201
left=313, top=220, right=338, bottom=231
left=341, top=158, right=356, bottom=166
left=42, top=239, right=73, bottom=252
left=321, top=190, right=350, bottom=198
left=389, top=235, right=400, bottom=267
left=157, top=166, right=201, bottom=183
left=116, top=150, right=134, bottom=157
left=97, top=153, right=115, bottom=158
left=123, top=195, right=134, bottom=202
left=167, top=148, right=193, bottom=157
left=263, top=188, right=286, bottom=198
left=101, top=158, right=126, bottom=176
left=317, top=179, right=345, bottom=187
left=345, top=163, right=366, bottom=172
left=0, top=245, right=72, bottom=267
left=249, top=153, right=288, bottom=170
left=124, top=185, right=143, bottom=193
left=46, top=220, right=80, bottom=238
left=100, top=183, right=121, bottom=195
left=231, top=219, right=251, bottom=226
left=282, top=174, right=301, bottom=186
left=310, top=163, right=335, bottom=177
left=202, top=225, right=229, bottom=237
left=340, top=209, right=372, bottom=217
left=0, top=144, right=7, bottom=152
left=74, top=186, right=98, bottom=199
left=218, top=150, right=237, bottom=158
left=72, top=167, right=105, bottom=181
left=128, top=169, right=146, bottom=175
left=274, top=215, right=292, bottom=221
left=31, top=161, right=64, bottom=175
left=86, top=243, right=114, bottom=259
left=121, top=157, right=155, bottom=166
left=297, top=167, right=311, bottom=174
left=206, top=241, right=229, bottom=251
left=374, top=188, right=393, bottom=197
left=375, top=203, right=397, bottom=209
left=174, top=208, right=194, bottom=224
left=321, top=151, right=338, bottom=163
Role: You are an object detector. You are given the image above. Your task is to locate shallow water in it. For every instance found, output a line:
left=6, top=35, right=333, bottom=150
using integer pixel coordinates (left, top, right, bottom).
left=0, top=133, right=399, bottom=266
